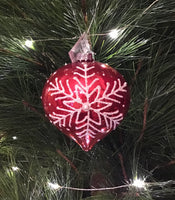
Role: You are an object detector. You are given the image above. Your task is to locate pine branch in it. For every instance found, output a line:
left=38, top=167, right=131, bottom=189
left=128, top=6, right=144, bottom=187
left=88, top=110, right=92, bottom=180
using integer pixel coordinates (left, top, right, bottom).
left=137, top=97, right=148, bottom=143
left=118, top=152, right=129, bottom=182
left=22, top=100, right=45, bottom=119
left=0, top=48, right=43, bottom=66
left=81, top=0, right=88, bottom=26
left=56, top=149, right=79, bottom=174
left=130, top=59, right=143, bottom=88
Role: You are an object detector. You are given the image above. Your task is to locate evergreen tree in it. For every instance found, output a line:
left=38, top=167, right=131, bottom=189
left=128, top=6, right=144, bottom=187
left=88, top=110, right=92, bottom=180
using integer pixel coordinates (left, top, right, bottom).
left=0, top=0, right=175, bottom=199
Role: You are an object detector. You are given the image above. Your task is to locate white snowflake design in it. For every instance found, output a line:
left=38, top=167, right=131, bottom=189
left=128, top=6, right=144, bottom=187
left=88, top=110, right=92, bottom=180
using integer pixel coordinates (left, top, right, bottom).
left=47, top=63, right=127, bottom=142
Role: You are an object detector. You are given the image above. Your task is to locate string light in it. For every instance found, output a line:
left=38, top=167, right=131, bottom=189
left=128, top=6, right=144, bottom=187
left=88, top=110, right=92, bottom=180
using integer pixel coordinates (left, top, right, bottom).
left=47, top=181, right=129, bottom=191
left=47, top=182, right=62, bottom=190
left=12, top=136, right=17, bottom=140
left=46, top=175, right=150, bottom=192
left=24, top=39, right=34, bottom=49
left=31, top=178, right=175, bottom=193
left=11, top=166, right=20, bottom=171
left=132, top=177, right=146, bottom=188
left=46, top=179, right=146, bottom=192
left=33, top=30, right=125, bottom=43
left=47, top=175, right=147, bottom=192
left=108, top=28, right=124, bottom=39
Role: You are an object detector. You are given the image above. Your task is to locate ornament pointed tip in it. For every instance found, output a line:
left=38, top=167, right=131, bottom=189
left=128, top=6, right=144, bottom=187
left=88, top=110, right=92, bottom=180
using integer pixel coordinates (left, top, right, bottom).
left=81, top=145, right=92, bottom=152
left=79, top=138, right=94, bottom=152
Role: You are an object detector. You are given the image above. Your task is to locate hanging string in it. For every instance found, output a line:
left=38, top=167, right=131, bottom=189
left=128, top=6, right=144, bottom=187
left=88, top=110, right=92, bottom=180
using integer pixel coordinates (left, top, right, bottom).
left=87, top=0, right=99, bottom=34
left=68, top=1, right=82, bottom=34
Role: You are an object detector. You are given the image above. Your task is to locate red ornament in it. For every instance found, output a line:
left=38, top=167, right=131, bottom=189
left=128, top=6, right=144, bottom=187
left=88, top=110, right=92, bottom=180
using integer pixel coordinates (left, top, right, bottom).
left=42, top=33, right=130, bottom=151
left=42, top=61, right=130, bottom=151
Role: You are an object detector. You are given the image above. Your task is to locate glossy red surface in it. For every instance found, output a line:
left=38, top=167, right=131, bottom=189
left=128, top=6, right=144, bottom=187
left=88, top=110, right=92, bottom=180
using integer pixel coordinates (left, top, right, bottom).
left=42, top=61, right=130, bottom=151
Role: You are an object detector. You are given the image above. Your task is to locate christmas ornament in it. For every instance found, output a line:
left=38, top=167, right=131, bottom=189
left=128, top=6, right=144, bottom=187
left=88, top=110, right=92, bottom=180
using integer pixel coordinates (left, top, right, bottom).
left=42, top=33, right=130, bottom=151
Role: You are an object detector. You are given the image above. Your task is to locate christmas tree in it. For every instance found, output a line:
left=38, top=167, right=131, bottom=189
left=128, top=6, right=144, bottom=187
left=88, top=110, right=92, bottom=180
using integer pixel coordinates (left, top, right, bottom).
left=0, top=0, right=175, bottom=199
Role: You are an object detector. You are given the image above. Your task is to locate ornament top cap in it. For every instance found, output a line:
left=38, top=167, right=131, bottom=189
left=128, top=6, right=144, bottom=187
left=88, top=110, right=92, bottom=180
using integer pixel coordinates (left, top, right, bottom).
left=69, top=32, right=94, bottom=63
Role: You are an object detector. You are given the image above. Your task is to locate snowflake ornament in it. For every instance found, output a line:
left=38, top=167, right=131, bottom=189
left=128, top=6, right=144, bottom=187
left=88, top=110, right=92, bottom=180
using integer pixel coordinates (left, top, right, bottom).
left=42, top=33, right=130, bottom=151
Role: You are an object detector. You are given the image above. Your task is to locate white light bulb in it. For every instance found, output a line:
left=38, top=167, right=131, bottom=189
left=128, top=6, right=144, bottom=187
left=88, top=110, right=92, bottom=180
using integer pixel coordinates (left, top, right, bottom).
left=24, top=40, right=34, bottom=49
left=47, top=182, right=61, bottom=190
left=12, top=136, right=17, bottom=140
left=132, top=178, right=145, bottom=188
left=109, top=28, right=124, bottom=39
left=12, top=166, right=20, bottom=171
